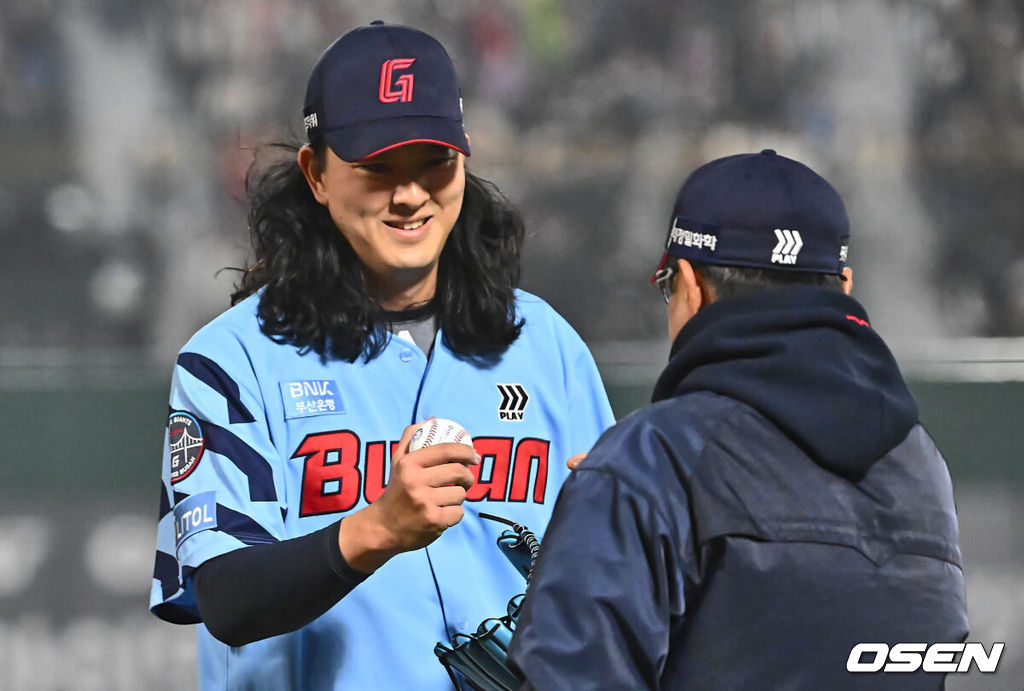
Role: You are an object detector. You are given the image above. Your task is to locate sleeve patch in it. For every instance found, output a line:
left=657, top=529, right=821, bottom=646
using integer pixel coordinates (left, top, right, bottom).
left=169, top=412, right=205, bottom=484
left=173, top=491, right=218, bottom=547
left=280, top=380, right=345, bottom=419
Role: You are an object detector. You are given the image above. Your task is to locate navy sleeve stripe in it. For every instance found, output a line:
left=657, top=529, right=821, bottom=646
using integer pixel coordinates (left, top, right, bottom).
left=217, top=504, right=279, bottom=545
left=154, top=548, right=181, bottom=601
left=202, top=420, right=278, bottom=502
left=152, top=564, right=201, bottom=624
left=159, top=481, right=172, bottom=520
left=177, top=352, right=257, bottom=425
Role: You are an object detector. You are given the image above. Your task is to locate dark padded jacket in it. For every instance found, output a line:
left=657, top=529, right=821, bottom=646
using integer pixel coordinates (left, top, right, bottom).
left=511, top=286, right=968, bottom=690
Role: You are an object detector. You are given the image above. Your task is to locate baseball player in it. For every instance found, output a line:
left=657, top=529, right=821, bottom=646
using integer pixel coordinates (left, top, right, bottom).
left=509, top=151, right=968, bottom=688
left=149, top=22, right=614, bottom=690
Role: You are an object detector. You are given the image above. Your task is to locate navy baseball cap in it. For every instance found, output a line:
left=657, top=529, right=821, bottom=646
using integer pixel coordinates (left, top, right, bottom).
left=652, top=149, right=849, bottom=279
left=303, top=21, right=470, bottom=162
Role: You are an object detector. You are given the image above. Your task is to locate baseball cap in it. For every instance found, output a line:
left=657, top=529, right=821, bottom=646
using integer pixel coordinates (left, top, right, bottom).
left=652, top=149, right=849, bottom=279
left=303, top=21, right=470, bottom=162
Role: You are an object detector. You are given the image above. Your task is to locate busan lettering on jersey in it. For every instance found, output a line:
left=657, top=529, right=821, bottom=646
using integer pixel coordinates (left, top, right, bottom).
left=294, top=431, right=550, bottom=517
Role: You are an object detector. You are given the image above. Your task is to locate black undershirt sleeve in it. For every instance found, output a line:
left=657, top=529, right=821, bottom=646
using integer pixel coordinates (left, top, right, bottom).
left=193, top=519, right=369, bottom=646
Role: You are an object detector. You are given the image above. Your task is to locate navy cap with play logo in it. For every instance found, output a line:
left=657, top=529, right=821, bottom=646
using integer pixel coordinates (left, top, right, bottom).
left=653, top=149, right=849, bottom=278
left=303, top=21, right=470, bottom=162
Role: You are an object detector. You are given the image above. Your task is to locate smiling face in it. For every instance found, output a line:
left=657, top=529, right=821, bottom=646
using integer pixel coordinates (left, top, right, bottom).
left=298, top=141, right=466, bottom=308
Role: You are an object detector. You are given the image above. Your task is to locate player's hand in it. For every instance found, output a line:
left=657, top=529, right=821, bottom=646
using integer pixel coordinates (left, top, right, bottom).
left=566, top=452, right=587, bottom=470
left=338, top=422, right=479, bottom=573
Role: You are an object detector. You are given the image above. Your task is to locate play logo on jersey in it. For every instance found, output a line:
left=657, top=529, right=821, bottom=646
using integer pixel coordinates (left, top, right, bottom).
left=168, top=412, right=204, bottom=484
left=497, top=383, right=529, bottom=421
left=280, top=379, right=344, bottom=419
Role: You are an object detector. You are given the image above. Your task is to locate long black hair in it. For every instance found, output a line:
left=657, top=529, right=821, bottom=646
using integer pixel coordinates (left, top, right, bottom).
left=231, top=140, right=525, bottom=362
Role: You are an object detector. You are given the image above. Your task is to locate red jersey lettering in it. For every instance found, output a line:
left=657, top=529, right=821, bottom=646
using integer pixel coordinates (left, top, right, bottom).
left=508, top=438, right=550, bottom=503
left=293, top=433, right=551, bottom=515
left=468, top=437, right=514, bottom=501
left=294, top=431, right=361, bottom=517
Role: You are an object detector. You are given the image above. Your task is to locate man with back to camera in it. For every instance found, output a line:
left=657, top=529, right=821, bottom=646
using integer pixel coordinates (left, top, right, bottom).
left=509, top=149, right=969, bottom=689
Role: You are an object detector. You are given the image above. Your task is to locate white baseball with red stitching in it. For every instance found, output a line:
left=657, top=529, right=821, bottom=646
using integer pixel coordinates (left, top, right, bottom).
left=408, top=418, right=474, bottom=452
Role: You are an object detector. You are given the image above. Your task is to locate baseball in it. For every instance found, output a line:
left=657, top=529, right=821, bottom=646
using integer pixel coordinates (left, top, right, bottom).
left=408, top=418, right=474, bottom=452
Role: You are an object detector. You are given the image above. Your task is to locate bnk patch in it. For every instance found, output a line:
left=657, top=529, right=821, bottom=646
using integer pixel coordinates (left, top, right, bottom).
left=280, top=379, right=344, bottom=419
left=168, top=412, right=204, bottom=484
left=173, top=490, right=217, bottom=547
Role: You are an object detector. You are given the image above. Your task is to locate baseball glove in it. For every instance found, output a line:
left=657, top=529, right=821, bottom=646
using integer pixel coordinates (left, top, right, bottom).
left=434, top=514, right=539, bottom=691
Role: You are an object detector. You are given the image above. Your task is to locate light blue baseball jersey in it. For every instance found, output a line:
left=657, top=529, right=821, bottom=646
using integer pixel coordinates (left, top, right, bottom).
left=150, top=289, right=614, bottom=690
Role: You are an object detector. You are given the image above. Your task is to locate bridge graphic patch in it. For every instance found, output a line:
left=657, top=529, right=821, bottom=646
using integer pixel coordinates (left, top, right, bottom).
left=168, top=412, right=205, bottom=484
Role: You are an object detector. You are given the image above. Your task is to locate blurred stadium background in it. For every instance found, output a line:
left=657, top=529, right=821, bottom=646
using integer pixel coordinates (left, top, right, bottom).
left=1, top=1, right=1022, bottom=688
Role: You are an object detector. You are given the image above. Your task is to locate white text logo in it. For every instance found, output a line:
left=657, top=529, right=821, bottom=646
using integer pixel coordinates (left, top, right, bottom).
left=668, top=218, right=718, bottom=252
left=771, top=228, right=803, bottom=265
left=846, top=642, right=1004, bottom=674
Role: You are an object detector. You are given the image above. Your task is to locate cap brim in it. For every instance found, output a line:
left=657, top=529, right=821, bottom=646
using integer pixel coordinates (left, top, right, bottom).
left=322, top=116, right=470, bottom=162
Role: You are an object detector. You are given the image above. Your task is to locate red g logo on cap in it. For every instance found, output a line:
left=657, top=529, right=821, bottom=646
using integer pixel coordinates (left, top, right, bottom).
left=379, top=58, right=416, bottom=103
